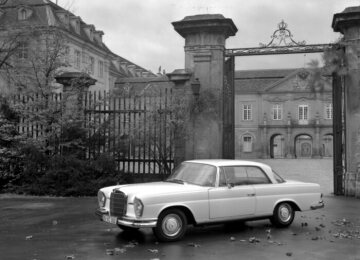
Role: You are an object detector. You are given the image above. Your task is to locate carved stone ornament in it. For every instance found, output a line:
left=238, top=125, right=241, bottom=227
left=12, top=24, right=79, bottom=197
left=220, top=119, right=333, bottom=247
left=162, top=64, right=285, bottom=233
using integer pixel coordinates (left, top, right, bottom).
left=293, top=72, right=310, bottom=90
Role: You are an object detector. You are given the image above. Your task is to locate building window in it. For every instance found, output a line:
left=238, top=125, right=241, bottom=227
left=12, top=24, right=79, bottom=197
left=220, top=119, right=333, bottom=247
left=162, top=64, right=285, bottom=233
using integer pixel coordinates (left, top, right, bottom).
left=75, top=21, right=80, bottom=34
left=298, top=104, right=309, bottom=124
left=18, top=42, right=28, bottom=59
left=63, top=46, right=70, bottom=64
left=75, top=50, right=81, bottom=68
left=272, top=104, right=282, bottom=120
left=243, top=104, right=252, bottom=121
left=325, top=103, right=333, bottom=120
left=98, top=60, right=104, bottom=78
left=89, top=56, right=94, bottom=75
left=243, top=135, right=253, bottom=152
left=19, top=9, right=27, bottom=20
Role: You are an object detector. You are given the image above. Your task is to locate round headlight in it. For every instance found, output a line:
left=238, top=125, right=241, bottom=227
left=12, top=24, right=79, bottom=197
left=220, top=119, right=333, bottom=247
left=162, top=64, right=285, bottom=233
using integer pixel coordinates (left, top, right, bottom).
left=134, top=197, right=144, bottom=217
left=97, top=191, right=106, bottom=207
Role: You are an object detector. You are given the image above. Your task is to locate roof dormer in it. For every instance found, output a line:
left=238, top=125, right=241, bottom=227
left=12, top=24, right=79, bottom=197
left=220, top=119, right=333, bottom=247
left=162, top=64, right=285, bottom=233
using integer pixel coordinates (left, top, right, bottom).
left=94, top=30, right=104, bottom=43
left=56, top=10, right=70, bottom=29
left=83, top=24, right=95, bottom=41
left=17, top=5, right=33, bottom=21
left=70, top=16, right=81, bottom=34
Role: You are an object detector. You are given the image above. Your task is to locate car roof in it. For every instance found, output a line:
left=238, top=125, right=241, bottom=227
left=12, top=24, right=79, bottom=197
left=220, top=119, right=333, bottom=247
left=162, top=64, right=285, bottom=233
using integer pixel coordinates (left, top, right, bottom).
left=185, top=159, right=270, bottom=168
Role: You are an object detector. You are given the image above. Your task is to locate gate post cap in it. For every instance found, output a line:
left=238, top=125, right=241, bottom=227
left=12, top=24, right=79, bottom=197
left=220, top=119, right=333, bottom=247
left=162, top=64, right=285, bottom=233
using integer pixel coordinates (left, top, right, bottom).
left=172, top=14, right=237, bottom=39
left=332, top=6, right=360, bottom=33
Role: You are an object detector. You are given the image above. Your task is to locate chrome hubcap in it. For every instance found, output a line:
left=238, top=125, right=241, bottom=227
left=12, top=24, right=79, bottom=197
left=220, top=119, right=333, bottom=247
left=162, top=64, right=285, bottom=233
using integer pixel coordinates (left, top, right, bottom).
left=162, top=214, right=182, bottom=237
left=279, top=205, right=291, bottom=222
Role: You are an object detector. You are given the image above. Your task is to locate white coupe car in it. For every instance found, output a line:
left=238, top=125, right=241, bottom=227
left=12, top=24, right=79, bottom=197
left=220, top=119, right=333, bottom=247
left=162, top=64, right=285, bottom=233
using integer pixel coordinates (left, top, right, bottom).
left=96, top=160, right=324, bottom=242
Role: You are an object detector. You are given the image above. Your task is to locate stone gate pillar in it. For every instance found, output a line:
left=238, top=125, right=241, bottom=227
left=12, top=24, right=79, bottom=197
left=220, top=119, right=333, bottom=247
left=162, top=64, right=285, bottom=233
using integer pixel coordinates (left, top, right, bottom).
left=171, top=14, right=237, bottom=159
left=332, top=6, right=360, bottom=197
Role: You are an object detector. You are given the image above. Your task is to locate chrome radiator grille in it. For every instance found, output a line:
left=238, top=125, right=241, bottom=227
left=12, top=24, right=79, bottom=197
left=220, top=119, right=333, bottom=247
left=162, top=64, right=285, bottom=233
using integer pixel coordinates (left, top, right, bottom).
left=110, top=190, right=127, bottom=217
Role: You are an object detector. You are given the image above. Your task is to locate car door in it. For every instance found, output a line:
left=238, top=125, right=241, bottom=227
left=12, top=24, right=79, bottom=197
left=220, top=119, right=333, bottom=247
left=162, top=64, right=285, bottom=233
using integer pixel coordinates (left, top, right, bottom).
left=208, top=166, right=256, bottom=219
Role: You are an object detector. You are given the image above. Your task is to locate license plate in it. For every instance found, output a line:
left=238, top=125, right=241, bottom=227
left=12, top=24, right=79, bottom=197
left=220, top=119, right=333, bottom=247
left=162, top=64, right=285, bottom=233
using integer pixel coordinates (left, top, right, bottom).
left=102, top=215, right=117, bottom=224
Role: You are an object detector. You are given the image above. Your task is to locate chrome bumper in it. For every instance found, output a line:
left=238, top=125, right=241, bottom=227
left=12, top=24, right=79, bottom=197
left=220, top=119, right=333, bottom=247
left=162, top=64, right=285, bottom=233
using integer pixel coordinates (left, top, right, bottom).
left=95, top=208, right=157, bottom=228
left=310, top=200, right=325, bottom=210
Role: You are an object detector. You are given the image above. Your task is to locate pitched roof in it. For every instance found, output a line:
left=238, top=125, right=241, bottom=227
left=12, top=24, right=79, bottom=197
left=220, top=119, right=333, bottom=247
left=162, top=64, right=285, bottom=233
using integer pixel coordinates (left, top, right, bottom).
left=235, top=68, right=297, bottom=93
left=0, top=0, right=154, bottom=78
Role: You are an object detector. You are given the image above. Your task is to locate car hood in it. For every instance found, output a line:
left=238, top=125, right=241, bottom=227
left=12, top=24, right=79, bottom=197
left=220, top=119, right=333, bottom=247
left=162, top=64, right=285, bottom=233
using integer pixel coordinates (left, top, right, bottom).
left=101, top=181, right=206, bottom=198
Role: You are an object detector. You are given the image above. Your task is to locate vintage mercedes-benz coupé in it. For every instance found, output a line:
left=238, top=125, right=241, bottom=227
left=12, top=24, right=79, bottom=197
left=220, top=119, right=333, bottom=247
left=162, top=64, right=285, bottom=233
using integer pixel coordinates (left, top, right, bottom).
left=96, top=160, right=324, bottom=242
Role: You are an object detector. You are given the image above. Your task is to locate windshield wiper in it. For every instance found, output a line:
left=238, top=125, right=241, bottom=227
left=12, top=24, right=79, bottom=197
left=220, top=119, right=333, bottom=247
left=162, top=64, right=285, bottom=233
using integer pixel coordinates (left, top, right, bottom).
left=165, top=179, right=185, bottom=184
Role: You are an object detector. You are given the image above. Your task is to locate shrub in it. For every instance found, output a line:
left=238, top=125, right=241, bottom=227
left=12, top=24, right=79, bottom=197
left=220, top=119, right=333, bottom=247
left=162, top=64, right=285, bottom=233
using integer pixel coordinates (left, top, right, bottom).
left=5, top=151, right=124, bottom=196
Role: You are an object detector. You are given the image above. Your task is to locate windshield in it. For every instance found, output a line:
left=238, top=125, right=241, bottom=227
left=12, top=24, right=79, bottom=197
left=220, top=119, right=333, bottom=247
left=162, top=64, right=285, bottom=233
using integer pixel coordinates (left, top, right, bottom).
left=167, top=162, right=217, bottom=187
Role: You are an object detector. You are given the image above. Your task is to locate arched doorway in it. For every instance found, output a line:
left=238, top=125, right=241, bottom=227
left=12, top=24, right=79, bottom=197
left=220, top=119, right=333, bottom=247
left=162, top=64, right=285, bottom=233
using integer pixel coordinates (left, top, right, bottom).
left=322, top=134, right=333, bottom=157
left=270, top=134, right=285, bottom=158
left=295, top=134, right=313, bottom=158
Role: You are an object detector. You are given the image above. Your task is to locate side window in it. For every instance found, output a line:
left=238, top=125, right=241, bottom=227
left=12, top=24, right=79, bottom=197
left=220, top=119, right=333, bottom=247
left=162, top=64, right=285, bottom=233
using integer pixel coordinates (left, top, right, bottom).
left=246, top=167, right=271, bottom=184
left=223, top=166, right=248, bottom=186
left=219, top=168, right=226, bottom=187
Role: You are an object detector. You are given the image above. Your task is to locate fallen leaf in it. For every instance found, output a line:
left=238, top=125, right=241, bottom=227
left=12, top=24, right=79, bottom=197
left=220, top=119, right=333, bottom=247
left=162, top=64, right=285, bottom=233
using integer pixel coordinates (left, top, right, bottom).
left=187, top=243, right=201, bottom=248
left=106, top=249, right=114, bottom=255
left=114, top=248, right=126, bottom=254
left=249, top=237, right=260, bottom=243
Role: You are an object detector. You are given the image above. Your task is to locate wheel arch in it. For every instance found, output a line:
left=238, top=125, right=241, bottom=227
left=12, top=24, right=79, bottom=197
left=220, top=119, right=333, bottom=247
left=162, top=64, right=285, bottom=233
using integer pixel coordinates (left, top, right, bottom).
left=274, top=199, right=301, bottom=212
left=158, top=205, right=196, bottom=225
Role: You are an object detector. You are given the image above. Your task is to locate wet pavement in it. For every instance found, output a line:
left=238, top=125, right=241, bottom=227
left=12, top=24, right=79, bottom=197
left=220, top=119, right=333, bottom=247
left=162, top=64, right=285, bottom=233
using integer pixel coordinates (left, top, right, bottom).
left=0, top=193, right=359, bottom=260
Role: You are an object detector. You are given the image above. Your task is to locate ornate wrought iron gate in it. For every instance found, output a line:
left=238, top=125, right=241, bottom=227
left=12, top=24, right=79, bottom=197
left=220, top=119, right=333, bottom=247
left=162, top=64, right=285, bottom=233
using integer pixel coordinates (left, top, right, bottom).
left=224, top=20, right=344, bottom=194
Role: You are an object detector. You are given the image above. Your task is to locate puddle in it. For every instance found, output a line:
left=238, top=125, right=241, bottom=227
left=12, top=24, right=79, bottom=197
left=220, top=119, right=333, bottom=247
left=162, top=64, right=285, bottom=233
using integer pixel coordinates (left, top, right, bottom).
left=3, top=203, right=55, bottom=210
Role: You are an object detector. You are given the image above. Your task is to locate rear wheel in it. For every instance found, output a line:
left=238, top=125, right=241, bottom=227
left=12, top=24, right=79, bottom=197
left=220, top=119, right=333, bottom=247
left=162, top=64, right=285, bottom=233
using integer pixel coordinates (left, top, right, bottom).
left=153, top=209, right=187, bottom=242
left=270, top=202, right=295, bottom=227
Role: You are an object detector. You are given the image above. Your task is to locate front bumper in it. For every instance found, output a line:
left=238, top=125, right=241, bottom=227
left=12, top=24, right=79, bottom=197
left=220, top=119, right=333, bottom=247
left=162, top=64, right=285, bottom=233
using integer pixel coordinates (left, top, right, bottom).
left=310, top=200, right=325, bottom=210
left=95, top=208, right=157, bottom=228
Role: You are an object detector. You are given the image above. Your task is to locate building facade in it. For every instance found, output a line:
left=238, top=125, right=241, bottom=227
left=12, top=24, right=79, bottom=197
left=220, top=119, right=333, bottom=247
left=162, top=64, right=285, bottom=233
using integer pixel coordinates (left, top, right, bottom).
left=235, top=68, right=333, bottom=159
left=0, top=0, right=153, bottom=93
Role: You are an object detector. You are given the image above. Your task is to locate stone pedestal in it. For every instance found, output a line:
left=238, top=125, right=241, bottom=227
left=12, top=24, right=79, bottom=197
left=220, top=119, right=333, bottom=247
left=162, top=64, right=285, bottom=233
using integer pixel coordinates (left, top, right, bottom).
left=55, top=72, right=96, bottom=116
left=333, top=6, right=360, bottom=197
left=171, top=14, right=237, bottom=159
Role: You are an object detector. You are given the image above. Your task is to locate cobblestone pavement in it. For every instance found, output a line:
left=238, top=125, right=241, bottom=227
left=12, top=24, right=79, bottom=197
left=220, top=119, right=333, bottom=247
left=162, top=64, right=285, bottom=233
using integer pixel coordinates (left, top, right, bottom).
left=255, top=159, right=333, bottom=195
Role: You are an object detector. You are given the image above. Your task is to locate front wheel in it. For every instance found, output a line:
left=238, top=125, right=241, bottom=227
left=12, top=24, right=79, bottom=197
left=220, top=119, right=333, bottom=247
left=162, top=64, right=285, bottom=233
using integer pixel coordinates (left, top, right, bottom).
left=153, top=209, right=187, bottom=242
left=270, top=202, right=295, bottom=227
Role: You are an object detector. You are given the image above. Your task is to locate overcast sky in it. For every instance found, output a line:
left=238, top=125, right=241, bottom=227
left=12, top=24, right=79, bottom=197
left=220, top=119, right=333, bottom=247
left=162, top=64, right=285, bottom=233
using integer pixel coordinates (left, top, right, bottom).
left=59, top=0, right=360, bottom=73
